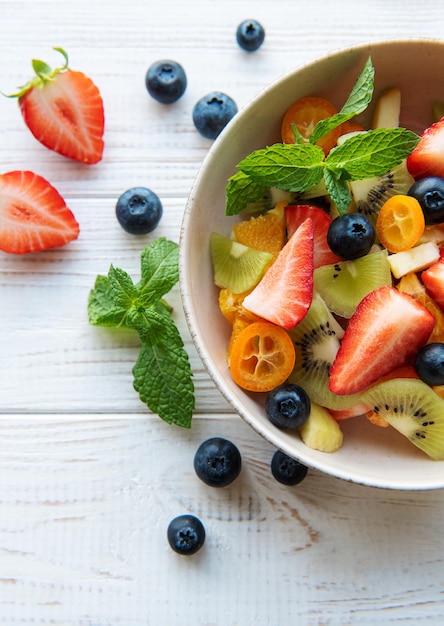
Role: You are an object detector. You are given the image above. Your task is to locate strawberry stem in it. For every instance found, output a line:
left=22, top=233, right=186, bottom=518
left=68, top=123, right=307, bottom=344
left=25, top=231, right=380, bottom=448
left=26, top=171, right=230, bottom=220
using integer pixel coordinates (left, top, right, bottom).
left=3, top=47, right=69, bottom=98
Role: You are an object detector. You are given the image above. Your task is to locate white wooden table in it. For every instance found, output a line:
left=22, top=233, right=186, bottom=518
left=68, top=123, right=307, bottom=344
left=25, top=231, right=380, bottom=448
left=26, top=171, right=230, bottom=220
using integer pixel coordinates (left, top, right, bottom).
left=1, top=1, right=444, bottom=624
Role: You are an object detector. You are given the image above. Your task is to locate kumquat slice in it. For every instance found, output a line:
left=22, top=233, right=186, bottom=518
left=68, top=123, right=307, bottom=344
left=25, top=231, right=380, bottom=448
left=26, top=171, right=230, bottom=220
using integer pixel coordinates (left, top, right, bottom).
left=281, top=95, right=341, bottom=155
left=229, top=321, right=296, bottom=392
left=376, top=194, right=425, bottom=253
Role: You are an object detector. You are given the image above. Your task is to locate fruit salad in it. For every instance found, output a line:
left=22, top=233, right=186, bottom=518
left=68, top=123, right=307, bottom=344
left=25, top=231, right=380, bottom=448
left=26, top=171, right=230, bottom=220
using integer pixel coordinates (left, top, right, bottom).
left=210, top=58, right=444, bottom=460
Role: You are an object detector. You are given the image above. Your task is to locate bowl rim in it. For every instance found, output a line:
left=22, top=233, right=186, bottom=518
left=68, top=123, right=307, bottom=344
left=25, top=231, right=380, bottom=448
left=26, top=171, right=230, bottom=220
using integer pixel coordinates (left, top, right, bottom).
left=179, top=38, right=444, bottom=490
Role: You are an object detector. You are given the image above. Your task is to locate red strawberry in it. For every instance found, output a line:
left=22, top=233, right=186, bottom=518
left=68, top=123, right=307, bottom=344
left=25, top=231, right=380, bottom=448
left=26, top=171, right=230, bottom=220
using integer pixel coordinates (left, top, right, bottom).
left=0, top=170, right=79, bottom=254
left=329, top=286, right=435, bottom=395
left=285, top=204, right=341, bottom=268
left=422, top=255, right=444, bottom=311
left=10, top=48, right=104, bottom=164
left=242, top=217, right=314, bottom=329
left=407, top=117, right=444, bottom=179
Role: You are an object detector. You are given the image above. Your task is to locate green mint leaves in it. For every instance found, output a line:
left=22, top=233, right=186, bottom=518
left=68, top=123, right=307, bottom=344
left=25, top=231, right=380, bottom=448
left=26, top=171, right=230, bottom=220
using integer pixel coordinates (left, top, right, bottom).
left=226, top=57, right=420, bottom=216
left=88, top=237, right=194, bottom=428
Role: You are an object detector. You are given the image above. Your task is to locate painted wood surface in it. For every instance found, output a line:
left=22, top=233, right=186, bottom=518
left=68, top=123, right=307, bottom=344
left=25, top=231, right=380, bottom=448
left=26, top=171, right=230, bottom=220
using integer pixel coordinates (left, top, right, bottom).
left=1, top=1, right=444, bottom=624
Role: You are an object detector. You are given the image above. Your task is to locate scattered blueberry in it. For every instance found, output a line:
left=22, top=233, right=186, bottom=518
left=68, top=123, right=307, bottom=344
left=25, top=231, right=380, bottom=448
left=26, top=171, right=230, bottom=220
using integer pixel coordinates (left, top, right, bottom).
left=145, top=59, right=187, bottom=104
left=236, top=19, right=265, bottom=52
left=192, top=92, right=238, bottom=140
left=167, top=514, right=205, bottom=555
left=408, top=176, right=444, bottom=225
left=194, top=437, right=241, bottom=487
left=115, top=187, right=163, bottom=235
left=271, top=450, right=308, bottom=486
left=327, top=212, right=375, bottom=260
left=415, top=342, right=444, bottom=386
left=265, top=383, right=311, bottom=430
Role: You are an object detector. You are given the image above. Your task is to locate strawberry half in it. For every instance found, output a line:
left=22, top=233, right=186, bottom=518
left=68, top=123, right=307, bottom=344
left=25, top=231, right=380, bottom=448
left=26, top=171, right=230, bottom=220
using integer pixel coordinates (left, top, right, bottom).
left=407, top=117, right=444, bottom=180
left=9, top=48, right=104, bottom=164
left=422, top=255, right=444, bottom=311
left=329, top=286, right=435, bottom=395
left=242, top=217, right=314, bottom=329
left=285, top=204, right=341, bottom=268
left=0, top=170, right=79, bottom=254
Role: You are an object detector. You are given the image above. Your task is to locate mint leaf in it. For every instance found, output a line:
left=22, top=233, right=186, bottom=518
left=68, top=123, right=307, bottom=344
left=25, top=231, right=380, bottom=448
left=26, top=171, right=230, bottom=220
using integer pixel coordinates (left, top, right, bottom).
left=310, top=56, right=375, bottom=145
left=323, top=168, right=352, bottom=215
left=133, top=312, right=194, bottom=428
left=226, top=171, right=269, bottom=216
left=325, top=128, right=419, bottom=179
left=108, top=266, right=138, bottom=309
left=126, top=301, right=173, bottom=344
left=137, top=237, right=179, bottom=304
left=87, top=274, right=129, bottom=328
left=87, top=238, right=194, bottom=428
left=237, top=143, right=325, bottom=192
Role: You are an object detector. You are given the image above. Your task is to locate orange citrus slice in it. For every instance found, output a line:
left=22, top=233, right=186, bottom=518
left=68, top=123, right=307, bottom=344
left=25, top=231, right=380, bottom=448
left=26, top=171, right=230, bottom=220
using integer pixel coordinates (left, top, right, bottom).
left=232, top=203, right=286, bottom=259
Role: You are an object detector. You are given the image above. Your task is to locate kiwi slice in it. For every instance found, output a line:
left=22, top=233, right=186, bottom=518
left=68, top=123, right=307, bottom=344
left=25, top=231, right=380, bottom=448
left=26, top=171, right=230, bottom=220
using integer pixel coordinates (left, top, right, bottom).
left=349, top=160, right=414, bottom=225
left=210, top=232, right=273, bottom=294
left=362, top=378, right=444, bottom=460
left=288, top=293, right=362, bottom=410
left=314, top=249, right=391, bottom=318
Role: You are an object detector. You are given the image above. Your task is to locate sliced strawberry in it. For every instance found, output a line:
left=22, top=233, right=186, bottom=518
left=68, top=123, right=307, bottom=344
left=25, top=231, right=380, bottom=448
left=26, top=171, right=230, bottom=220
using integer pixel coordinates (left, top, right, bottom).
left=0, top=170, right=79, bottom=254
left=242, top=217, right=314, bottom=329
left=407, top=117, right=444, bottom=179
left=285, top=204, right=341, bottom=268
left=329, top=286, right=435, bottom=395
left=422, top=256, right=444, bottom=310
left=11, top=48, right=104, bottom=164
left=329, top=401, right=372, bottom=422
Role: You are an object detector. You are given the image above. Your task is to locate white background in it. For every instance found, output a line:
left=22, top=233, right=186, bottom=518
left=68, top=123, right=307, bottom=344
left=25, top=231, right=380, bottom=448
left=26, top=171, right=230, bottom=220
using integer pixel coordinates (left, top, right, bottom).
left=1, top=1, right=444, bottom=624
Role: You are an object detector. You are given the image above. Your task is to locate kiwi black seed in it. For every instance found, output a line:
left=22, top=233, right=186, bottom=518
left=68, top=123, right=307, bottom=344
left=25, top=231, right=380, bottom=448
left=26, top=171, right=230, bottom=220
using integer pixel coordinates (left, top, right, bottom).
left=349, top=161, right=414, bottom=225
left=288, top=293, right=362, bottom=410
left=362, top=378, right=444, bottom=460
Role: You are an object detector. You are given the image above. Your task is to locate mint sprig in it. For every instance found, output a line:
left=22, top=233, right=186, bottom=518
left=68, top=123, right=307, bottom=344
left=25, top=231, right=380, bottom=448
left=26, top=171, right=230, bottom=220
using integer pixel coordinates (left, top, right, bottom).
left=309, top=56, right=375, bottom=145
left=88, top=237, right=194, bottom=428
left=225, top=57, right=420, bottom=216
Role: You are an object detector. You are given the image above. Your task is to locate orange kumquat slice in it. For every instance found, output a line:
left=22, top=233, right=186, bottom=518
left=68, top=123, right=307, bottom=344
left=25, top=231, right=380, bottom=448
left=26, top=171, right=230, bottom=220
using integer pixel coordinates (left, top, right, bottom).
left=281, top=95, right=341, bottom=156
left=229, top=321, right=296, bottom=392
left=376, top=194, right=425, bottom=253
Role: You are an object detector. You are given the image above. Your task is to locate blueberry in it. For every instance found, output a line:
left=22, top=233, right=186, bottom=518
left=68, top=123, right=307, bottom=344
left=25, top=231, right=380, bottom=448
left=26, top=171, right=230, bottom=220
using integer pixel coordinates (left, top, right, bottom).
left=415, top=342, right=444, bottom=386
left=192, top=92, right=238, bottom=140
left=115, top=187, right=163, bottom=235
left=193, top=437, right=241, bottom=487
left=167, top=514, right=205, bottom=555
left=265, top=383, right=311, bottom=430
left=327, top=212, right=375, bottom=260
left=271, top=450, right=308, bottom=485
left=408, top=176, right=444, bottom=225
left=236, top=19, right=265, bottom=52
left=145, top=59, right=187, bottom=104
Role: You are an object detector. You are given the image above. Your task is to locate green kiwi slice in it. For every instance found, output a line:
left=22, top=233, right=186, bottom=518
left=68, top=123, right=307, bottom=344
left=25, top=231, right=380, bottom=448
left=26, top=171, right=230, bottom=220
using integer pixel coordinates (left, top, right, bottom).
left=349, top=161, right=414, bottom=225
left=362, top=378, right=444, bottom=460
left=313, top=249, right=391, bottom=318
left=288, top=293, right=362, bottom=410
left=210, top=232, right=273, bottom=293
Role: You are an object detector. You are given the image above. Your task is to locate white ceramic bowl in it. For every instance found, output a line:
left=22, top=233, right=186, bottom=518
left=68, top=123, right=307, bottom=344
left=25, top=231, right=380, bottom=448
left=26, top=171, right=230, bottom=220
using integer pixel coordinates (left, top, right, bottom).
left=180, top=39, right=444, bottom=490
